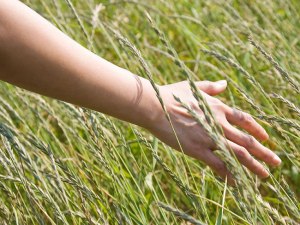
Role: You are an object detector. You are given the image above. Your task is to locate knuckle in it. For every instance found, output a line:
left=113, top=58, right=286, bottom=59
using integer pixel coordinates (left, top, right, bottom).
left=233, top=110, right=254, bottom=124
left=235, top=147, right=248, bottom=159
left=244, top=135, right=256, bottom=148
left=243, top=113, right=254, bottom=125
left=233, top=109, right=243, bottom=120
left=214, top=162, right=225, bottom=172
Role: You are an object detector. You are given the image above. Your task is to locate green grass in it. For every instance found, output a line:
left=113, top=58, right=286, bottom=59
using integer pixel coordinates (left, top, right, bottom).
left=0, top=0, right=299, bottom=224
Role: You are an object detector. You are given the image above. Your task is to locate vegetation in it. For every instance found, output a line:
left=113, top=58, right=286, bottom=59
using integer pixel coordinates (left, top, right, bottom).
left=0, top=0, right=299, bottom=224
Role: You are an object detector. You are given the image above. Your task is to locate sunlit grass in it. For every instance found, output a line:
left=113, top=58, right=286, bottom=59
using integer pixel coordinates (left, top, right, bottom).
left=0, top=0, right=299, bottom=224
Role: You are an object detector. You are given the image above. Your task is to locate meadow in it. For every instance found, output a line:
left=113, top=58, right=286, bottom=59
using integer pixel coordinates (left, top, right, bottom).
left=0, top=0, right=299, bottom=224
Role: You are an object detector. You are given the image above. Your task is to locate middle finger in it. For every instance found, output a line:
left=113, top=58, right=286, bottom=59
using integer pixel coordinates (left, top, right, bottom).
left=222, top=122, right=281, bottom=166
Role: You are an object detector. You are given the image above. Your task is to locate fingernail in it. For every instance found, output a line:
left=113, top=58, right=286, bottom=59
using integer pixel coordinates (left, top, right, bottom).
left=216, top=80, right=227, bottom=86
left=262, top=131, right=269, bottom=140
left=273, top=155, right=281, bottom=165
left=264, top=132, right=269, bottom=139
left=262, top=169, right=269, bottom=179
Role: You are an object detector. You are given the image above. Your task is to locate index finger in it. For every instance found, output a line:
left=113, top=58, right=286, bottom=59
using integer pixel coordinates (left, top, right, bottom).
left=225, top=108, right=269, bottom=141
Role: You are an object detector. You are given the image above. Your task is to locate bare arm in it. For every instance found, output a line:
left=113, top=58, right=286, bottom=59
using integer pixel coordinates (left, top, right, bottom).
left=0, top=0, right=281, bottom=184
left=0, top=0, right=159, bottom=129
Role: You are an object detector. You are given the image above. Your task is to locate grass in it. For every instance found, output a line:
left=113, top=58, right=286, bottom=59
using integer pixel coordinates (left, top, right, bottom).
left=0, top=0, right=299, bottom=224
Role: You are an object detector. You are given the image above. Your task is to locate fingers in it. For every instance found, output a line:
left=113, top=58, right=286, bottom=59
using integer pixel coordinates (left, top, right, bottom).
left=196, top=80, right=227, bottom=96
left=202, top=150, right=235, bottom=185
left=225, top=139, right=269, bottom=178
left=225, top=108, right=269, bottom=141
left=222, top=122, right=281, bottom=166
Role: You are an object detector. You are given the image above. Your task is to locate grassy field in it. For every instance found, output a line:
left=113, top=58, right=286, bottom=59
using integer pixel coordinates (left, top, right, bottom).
left=0, top=0, right=299, bottom=224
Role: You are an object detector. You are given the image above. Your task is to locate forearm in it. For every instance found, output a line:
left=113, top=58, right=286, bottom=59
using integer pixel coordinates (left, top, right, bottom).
left=0, top=0, right=159, bottom=128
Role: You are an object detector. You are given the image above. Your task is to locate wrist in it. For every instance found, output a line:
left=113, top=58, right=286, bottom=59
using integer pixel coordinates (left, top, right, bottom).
left=133, top=77, right=163, bottom=130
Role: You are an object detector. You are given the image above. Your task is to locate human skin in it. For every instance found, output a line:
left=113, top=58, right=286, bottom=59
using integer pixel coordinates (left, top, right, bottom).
left=0, top=0, right=281, bottom=184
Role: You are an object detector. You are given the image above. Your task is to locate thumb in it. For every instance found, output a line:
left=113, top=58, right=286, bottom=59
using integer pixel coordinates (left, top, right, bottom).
left=196, top=80, right=227, bottom=96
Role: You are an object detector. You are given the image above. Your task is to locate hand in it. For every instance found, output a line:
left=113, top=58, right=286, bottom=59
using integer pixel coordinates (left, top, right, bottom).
left=147, top=80, right=281, bottom=183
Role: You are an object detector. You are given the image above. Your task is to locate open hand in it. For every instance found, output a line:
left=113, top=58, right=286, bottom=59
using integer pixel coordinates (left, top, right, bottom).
left=148, top=80, right=281, bottom=183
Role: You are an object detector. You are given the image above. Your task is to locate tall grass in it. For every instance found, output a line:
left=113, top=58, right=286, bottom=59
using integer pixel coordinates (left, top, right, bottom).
left=0, top=0, right=299, bottom=224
